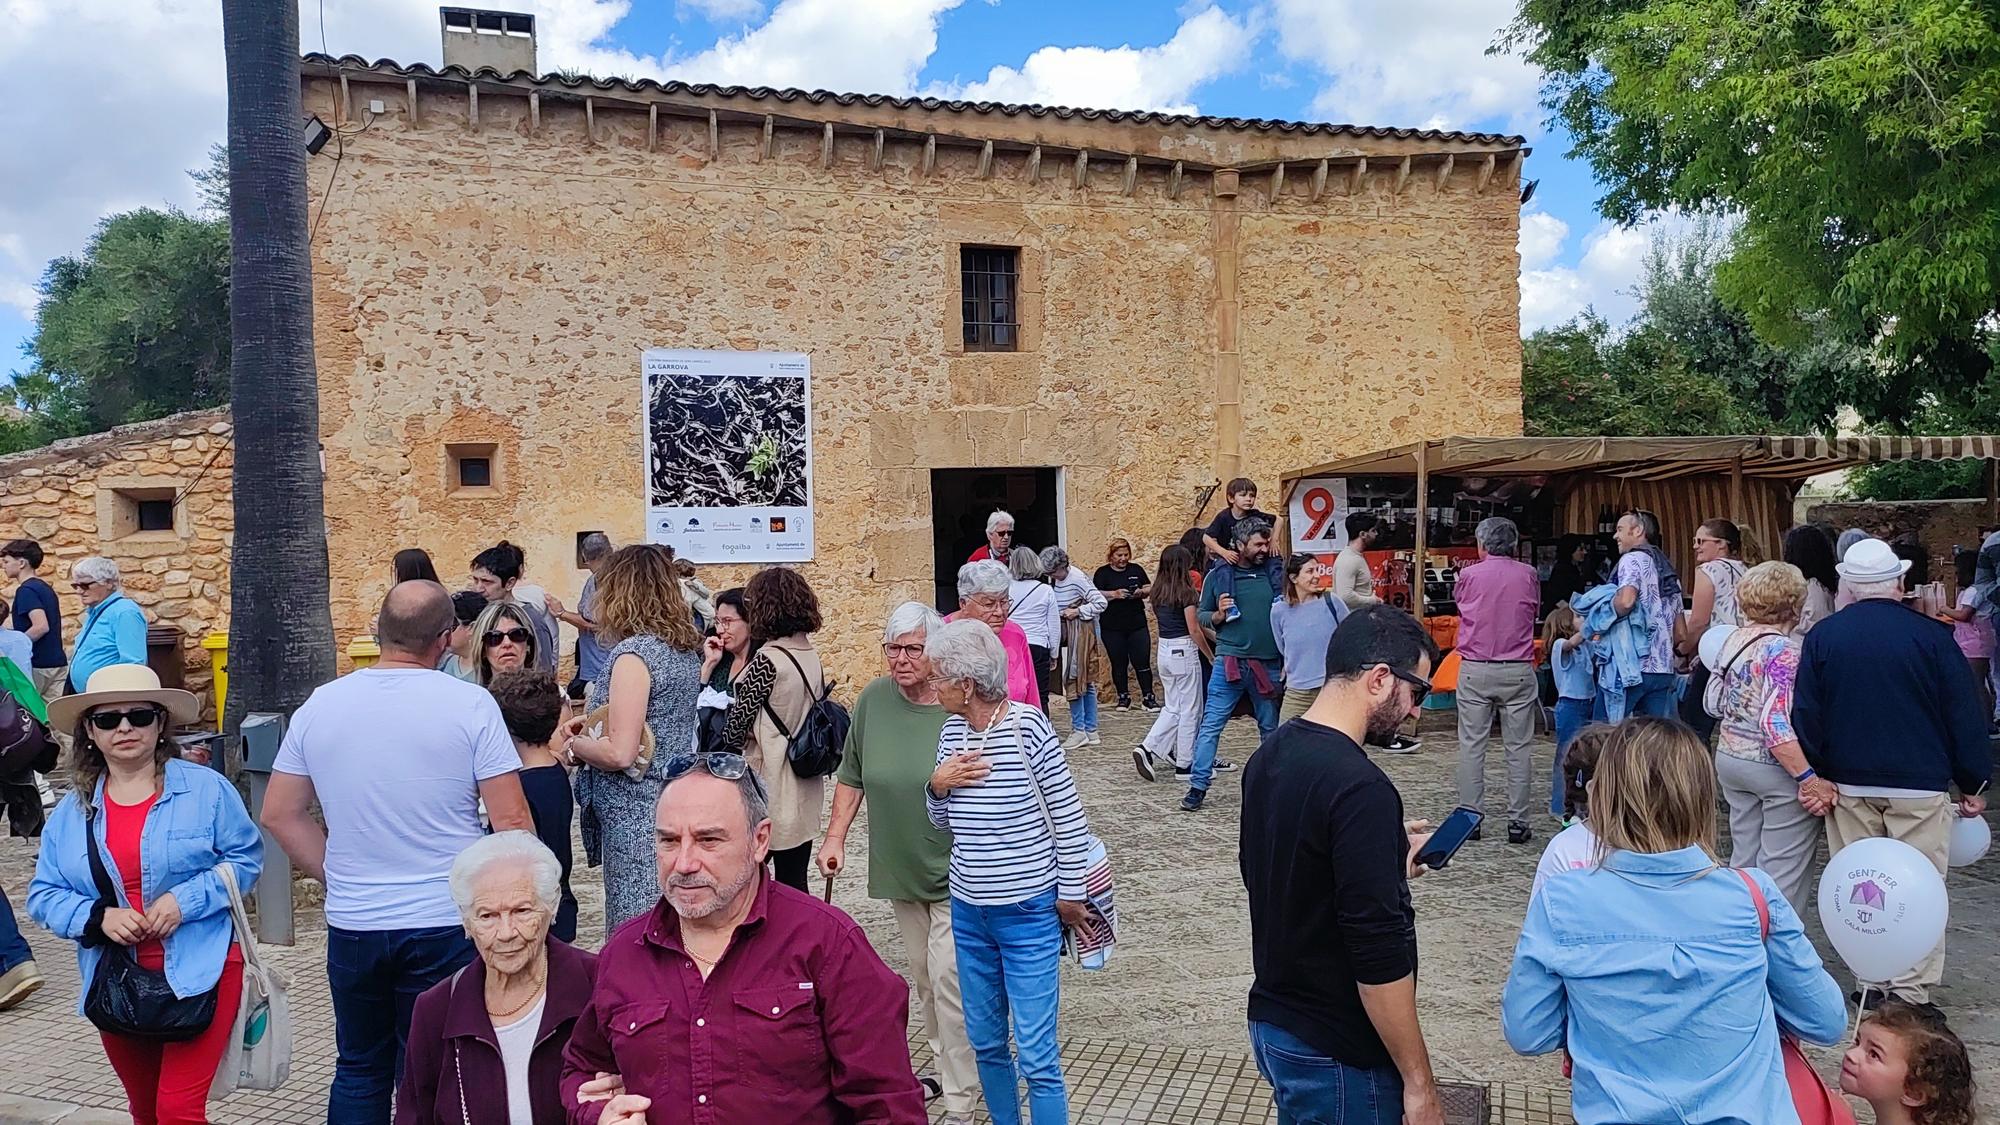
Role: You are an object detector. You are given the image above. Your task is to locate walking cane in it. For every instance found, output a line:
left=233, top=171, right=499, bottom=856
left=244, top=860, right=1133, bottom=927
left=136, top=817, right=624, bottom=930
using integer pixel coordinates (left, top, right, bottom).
left=822, top=873, right=835, bottom=903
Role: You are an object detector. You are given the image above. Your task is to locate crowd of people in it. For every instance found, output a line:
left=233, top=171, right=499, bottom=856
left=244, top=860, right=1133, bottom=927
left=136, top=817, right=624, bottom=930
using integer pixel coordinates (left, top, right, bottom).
left=0, top=494, right=1992, bottom=1125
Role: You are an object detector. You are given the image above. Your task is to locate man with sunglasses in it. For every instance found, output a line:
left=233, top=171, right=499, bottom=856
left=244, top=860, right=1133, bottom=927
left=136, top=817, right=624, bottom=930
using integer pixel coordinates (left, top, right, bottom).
left=1240, top=605, right=1448, bottom=1125
left=562, top=750, right=927, bottom=1125
left=967, top=510, right=1014, bottom=565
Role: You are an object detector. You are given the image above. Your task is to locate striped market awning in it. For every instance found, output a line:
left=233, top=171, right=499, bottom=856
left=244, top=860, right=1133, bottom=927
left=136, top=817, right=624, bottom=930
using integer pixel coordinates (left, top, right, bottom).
left=1283, top=435, right=2000, bottom=484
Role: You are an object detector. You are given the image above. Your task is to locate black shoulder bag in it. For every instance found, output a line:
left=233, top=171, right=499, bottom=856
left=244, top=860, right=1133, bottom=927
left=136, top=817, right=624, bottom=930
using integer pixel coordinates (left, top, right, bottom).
left=763, top=647, right=851, bottom=779
left=81, top=804, right=218, bottom=1041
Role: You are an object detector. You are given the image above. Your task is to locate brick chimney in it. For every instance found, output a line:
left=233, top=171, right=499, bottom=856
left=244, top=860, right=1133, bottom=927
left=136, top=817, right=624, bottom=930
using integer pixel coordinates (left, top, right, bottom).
left=440, top=7, right=537, bottom=75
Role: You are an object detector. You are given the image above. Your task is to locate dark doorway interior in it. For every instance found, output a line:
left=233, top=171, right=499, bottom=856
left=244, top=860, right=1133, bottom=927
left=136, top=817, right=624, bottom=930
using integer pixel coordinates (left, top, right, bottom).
left=931, top=468, right=1062, bottom=612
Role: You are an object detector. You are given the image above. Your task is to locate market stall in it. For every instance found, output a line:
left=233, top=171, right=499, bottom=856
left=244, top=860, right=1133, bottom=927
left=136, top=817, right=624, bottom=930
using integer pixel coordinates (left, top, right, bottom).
left=1280, top=435, right=2000, bottom=622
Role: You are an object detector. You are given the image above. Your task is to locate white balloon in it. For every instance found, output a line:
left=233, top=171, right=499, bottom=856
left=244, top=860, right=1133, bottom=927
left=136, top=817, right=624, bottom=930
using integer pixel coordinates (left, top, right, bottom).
left=1949, top=815, right=1991, bottom=868
left=1698, top=624, right=1737, bottom=672
left=1817, top=837, right=1948, bottom=984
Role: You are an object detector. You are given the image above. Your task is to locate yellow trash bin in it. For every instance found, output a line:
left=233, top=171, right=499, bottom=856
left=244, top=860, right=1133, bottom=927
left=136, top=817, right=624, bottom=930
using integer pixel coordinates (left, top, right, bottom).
left=201, top=632, right=229, bottom=729
left=347, top=635, right=381, bottom=670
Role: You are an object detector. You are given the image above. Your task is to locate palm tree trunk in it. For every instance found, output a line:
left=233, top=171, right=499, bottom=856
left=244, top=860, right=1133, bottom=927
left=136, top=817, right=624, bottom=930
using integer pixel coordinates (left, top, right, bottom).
left=220, top=0, right=334, bottom=744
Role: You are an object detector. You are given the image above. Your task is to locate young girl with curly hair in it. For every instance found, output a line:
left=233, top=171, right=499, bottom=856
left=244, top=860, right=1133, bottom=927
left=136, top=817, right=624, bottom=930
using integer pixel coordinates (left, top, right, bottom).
left=1841, top=998, right=1977, bottom=1125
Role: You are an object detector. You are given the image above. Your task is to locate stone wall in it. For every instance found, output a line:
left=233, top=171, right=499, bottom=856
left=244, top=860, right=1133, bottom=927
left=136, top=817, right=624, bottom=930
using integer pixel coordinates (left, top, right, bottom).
left=303, top=69, right=1525, bottom=683
left=0, top=410, right=233, bottom=714
left=1808, top=498, right=1997, bottom=588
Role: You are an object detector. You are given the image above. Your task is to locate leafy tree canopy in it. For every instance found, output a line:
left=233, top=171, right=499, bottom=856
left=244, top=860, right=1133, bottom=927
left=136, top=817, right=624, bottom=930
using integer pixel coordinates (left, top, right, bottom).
left=1504, top=0, right=2000, bottom=425
left=1524, top=220, right=1869, bottom=437
left=3, top=150, right=229, bottom=455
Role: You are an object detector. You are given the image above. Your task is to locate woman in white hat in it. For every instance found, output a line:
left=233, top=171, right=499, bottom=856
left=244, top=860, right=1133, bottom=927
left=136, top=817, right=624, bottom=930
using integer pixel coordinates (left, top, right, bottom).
left=26, top=664, right=263, bottom=1125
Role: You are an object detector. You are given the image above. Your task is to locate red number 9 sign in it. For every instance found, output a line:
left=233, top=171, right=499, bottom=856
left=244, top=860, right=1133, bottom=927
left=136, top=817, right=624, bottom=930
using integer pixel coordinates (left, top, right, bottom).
left=1301, top=486, right=1338, bottom=541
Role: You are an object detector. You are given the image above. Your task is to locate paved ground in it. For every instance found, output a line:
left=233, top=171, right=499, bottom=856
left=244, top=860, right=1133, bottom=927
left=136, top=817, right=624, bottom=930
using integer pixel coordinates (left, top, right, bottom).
left=3, top=700, right=1996, bottom=1123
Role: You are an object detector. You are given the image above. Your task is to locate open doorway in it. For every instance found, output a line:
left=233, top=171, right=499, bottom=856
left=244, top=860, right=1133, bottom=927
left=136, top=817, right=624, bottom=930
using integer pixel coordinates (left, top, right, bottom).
left=931, top=467, right=1063, bottom=611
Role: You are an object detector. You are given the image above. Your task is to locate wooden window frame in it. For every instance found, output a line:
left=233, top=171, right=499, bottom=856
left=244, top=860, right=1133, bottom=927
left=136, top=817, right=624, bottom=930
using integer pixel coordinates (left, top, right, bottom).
left=960, top=245, right=1021, bottom=352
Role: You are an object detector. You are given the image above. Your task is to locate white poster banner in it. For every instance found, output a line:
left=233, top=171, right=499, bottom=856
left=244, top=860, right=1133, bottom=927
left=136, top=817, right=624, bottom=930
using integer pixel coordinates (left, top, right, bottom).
left=1288, top=476, right=1349, bottom=554
left=642, top=348, right=814, bottom=563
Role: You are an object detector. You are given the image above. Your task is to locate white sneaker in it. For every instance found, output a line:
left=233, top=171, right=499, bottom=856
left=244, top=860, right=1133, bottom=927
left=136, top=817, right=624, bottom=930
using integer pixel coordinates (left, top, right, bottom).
left=1062, top=731, right=1091, bottom=751
left=1087, top=732, right=1102, bottom=746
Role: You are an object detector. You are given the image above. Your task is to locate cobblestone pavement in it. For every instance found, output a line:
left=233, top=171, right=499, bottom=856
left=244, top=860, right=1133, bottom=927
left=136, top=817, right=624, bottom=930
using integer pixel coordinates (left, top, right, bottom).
left=3, top=700, right=1996, bottom=1123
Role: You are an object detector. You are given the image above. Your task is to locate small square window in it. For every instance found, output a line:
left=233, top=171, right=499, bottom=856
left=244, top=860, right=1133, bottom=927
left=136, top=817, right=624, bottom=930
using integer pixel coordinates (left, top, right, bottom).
left=446, top=443, right=500, bottom=493
left=961, top=246, right=1020, bottom=352
left=136, top=499, right=175, bottom=532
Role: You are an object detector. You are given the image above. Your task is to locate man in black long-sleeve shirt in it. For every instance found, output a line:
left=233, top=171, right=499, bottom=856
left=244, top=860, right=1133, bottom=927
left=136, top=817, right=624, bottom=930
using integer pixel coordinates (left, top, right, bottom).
left=1240, top=604, right=1444, bottom=1125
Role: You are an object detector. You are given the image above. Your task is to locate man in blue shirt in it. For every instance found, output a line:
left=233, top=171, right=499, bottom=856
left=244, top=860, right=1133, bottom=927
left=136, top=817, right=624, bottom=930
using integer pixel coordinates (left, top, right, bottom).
left=1184, top=517, right=1282, bottom=812
left=66, top=556, right=149, bottom=694
left=2, top=539, right=66, bottom=702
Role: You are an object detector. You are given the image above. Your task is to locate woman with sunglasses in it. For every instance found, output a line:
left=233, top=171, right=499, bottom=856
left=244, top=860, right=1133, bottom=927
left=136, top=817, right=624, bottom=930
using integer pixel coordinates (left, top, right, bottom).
left=924, top=619, right=1096, bottom=1125
left=561, top=546, right=703, bottom=933
left=28, top=664, right=262, bottom=1125
left=1675, top=517, right=1749, bottom=741
left=65, top=557, right=149, bottom=696
left=471, top=601, right=541, bottom=688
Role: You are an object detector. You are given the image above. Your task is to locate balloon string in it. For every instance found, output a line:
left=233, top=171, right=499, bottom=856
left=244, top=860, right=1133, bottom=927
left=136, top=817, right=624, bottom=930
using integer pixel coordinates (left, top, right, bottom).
left=1847, top=984, right=1870, bottom=1045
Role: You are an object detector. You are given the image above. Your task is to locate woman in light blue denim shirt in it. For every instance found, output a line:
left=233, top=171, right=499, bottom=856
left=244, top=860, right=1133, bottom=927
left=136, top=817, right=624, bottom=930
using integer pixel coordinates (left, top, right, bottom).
left=28, top=665, right=262, bottom=1123
left=1502, top=716, right=1846, bottom=1124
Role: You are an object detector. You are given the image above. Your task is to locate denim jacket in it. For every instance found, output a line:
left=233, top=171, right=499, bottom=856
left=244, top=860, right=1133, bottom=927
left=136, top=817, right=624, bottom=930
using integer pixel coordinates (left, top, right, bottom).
left=28, top=758, right=263, bottom=1011
left=1570, top=583, right=1646, bottom=695
left=1501, top=847, right=1846, bottom=1124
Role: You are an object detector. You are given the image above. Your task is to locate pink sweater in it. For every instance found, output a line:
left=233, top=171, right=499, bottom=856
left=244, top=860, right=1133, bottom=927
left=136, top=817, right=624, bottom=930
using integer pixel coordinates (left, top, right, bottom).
left=946, top=614, right=1043, bottom=710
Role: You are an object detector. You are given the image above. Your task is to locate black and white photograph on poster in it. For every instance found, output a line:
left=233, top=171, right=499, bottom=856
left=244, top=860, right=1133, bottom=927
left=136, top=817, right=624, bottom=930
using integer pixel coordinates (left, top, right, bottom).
left=642, top=348, right=814, bottom=563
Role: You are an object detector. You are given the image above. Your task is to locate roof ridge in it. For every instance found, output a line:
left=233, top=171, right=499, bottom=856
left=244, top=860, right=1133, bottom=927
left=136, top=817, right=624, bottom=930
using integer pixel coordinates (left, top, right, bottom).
left=299, top=53, right=1527, bottom=147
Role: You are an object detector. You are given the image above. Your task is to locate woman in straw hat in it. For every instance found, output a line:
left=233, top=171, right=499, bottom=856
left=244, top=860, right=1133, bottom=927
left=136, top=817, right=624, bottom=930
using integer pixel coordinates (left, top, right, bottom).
left=27, top=664, right=263, bottom=1125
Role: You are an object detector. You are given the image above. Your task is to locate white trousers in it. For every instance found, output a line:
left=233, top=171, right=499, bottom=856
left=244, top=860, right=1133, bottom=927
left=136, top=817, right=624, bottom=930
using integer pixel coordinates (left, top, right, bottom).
left=1142, top=638, right=1202, bottom=768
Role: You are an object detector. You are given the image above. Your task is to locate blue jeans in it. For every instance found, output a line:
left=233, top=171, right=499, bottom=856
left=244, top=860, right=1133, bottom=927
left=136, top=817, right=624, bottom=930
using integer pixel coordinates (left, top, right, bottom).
left=1070, top=686, right=1098, bottom=734
left=1189, top=659, right=1280, bottom=791
left=0, top=883, right=32, bottom=973
left=952, top=890, right=1067, bottom=1125
left=327, top=924, right=476, bottom=1125
left=1551, top=698, right=1592, bottom=817
left=1249, top=1020, right=1403, bottom=1124
left=1599, top=671, right=1675, bottom=721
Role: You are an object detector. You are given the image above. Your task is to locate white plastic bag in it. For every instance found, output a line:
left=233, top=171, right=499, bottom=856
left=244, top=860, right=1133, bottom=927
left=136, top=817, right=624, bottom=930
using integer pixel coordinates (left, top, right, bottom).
left=210, top=863, right=293, bottom=1098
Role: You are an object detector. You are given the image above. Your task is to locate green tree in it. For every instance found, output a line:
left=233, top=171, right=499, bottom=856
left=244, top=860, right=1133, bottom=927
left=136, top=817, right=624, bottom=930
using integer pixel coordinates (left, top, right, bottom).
left=1504, top=0, right=2000, bottom=424
left=1524, top=222, right=1867, bottom=436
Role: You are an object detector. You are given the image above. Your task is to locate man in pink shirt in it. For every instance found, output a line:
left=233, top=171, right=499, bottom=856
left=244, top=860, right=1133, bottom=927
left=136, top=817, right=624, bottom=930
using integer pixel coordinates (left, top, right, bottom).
left=1451, top=517, right=1543, bottom=846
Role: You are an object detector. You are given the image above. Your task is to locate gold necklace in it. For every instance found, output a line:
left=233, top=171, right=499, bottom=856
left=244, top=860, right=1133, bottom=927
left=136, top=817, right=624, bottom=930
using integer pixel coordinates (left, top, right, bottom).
left=485, top=966, right=547, bottom=1022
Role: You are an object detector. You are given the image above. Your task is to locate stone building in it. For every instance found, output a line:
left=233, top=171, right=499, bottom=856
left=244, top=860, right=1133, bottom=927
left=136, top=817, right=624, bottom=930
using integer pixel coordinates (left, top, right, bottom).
left=299, top=31, right=1528, bottom=682
left=0, top=409, right=233, bottom=711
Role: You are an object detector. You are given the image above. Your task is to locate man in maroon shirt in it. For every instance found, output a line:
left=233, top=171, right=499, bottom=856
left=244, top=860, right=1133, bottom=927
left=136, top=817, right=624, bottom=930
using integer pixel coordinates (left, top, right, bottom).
left=562, top=754, right=926, bottom=1125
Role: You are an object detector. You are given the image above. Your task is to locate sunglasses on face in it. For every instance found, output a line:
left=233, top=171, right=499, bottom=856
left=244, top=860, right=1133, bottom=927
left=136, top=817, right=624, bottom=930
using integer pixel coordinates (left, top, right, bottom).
left=993, top=530, right=1013, bottom=538
left=483, top=627, right=532, bottom=647
left=661, top=751, right=769, bottom=798
left=71, top=580, right=100, bottom=591
left=89, top=707, right=162, bottom=732
left=1375, top=664, right=1432, bottom=706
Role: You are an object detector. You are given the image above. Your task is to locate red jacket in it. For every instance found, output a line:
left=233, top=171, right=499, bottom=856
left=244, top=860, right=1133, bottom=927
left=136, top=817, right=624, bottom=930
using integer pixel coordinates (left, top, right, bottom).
left=396, top=938, right=600, bottom=1125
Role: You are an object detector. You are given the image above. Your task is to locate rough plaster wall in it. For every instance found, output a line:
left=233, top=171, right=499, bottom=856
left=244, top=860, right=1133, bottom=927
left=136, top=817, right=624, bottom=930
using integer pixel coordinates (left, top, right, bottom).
left=307, top=79, right=1521, bottom=683
left=0, top=412, right=233, bottom=713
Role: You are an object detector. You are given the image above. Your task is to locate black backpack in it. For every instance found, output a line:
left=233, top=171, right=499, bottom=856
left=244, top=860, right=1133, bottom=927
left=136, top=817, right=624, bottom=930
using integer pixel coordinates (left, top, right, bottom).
left=763, top=647, right=851, bottom=779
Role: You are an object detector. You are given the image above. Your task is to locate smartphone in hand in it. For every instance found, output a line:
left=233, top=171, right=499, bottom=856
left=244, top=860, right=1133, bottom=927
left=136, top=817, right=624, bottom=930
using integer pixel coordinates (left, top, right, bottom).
left=1413, top=806, right=1484, bottom=871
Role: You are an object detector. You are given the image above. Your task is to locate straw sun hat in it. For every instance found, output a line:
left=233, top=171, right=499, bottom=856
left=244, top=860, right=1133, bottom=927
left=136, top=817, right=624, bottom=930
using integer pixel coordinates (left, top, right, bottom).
left=48, top=664, right=200, bottom=732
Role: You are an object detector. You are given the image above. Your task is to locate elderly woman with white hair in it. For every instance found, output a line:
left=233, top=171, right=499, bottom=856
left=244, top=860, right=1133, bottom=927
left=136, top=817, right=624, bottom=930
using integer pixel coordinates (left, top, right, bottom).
left=396, top=831, right=599, bottom=1125
left=925, top=619, right=1096, bottom=1125
left=66, top=556, right=149, bottom=694
left=1008, top=545, right=1060, bottom=711
left=1041, top=546, right=1107, bottom=748
left=817, top=602, right=979, bottom=1123
left=951, top=561, right=1042, bottom=710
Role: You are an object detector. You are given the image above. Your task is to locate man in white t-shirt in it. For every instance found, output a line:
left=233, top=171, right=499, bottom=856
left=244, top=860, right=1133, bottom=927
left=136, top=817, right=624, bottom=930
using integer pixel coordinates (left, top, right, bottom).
left=261, top=580, right=533, bottom=1125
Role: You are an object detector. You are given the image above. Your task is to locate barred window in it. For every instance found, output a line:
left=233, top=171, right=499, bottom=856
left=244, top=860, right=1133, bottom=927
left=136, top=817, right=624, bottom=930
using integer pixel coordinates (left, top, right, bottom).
left=960, top=246, right=1020, bottom=352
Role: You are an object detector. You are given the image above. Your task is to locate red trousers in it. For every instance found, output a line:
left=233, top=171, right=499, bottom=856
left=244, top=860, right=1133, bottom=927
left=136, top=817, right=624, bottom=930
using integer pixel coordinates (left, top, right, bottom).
left=100, top=958, right=244, bottom=1125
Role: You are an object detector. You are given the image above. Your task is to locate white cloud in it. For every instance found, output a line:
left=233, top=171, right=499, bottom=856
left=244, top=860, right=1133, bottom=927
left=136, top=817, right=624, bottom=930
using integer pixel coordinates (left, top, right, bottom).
left=1269, top=0, right=1539, bottom=132
left=1518, top=211, right=1698, bottom=334
left=679, top=0, right=767, bottom=21
left=927, top=5, right=1255, bottom=114
left=665, top=0, right=965, bottom=94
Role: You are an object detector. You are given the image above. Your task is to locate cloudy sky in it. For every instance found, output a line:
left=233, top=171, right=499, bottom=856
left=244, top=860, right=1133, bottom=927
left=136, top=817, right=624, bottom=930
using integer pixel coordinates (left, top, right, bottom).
left=0, top=0, right=1651, bottom=379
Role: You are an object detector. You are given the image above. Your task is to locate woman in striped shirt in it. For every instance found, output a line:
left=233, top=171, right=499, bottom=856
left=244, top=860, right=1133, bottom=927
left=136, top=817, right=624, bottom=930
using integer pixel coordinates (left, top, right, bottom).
left=924, top=619, right=1095, bottom=1125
